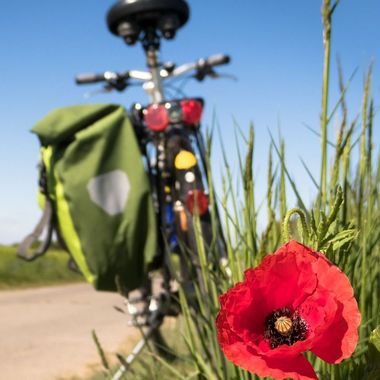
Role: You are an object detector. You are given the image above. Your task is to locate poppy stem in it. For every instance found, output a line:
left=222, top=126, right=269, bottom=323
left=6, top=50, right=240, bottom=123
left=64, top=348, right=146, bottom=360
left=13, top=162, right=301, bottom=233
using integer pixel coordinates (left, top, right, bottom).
left=282, top=208, right=310, bottom=244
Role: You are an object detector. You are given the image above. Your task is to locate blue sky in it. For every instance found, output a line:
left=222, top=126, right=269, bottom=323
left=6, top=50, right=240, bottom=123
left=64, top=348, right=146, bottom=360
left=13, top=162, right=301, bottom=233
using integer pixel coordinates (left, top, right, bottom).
left=1, top=1, right=379, bottom=244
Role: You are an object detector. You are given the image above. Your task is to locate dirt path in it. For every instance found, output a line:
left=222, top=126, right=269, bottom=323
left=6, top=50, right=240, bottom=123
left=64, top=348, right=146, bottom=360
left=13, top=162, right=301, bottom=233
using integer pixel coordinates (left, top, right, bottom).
left=0, top=283, right=139, bottom=380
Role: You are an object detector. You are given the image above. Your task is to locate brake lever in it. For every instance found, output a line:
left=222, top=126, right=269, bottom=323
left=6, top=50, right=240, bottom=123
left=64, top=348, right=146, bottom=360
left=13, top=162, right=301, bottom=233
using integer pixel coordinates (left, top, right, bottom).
left=109, top=79, right=128, bottom=92
left=84, top=85, right=114, bottom=99
left=83, top=77, right=129, bottom=98
left=214, top=72, right=238, bottom=81
left=194, top=68, right=237, bottom=82
left=208, top=70, right=219, bottom=79
left=194, top=67, right=215, bottom=81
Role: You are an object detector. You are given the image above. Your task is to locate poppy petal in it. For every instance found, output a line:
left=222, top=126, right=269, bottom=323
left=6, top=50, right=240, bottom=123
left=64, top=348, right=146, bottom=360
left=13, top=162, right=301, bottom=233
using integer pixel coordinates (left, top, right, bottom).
left=217, top=310, right=317, bottom=380
left=216, top=240, right=360, bottom=378
left=310, top=255, right=361, bottom=362
left=223, top=338, right=318, bottom=380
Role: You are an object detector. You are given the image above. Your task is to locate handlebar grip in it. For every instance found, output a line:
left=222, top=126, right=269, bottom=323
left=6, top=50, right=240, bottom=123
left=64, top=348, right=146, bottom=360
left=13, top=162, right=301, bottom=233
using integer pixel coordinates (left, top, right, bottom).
left=206, top=54, right=231, bottom=67
left=75, top=73, right=106, bottom=85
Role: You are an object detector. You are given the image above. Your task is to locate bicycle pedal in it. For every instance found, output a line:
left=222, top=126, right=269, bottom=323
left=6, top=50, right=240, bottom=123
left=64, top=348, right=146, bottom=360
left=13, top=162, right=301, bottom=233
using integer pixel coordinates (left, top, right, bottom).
left=128, top=296, right=148, bottom=304
left=127, top=303, right=149, bottom=317
left=128, top=317, right=149, bottom=327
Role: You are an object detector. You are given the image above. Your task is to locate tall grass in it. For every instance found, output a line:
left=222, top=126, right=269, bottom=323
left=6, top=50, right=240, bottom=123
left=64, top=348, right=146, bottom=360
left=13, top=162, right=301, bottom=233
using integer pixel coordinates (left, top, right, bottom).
left=144, top=0, right=380, bottom=379
left=106, top=1, right=380, bottom=379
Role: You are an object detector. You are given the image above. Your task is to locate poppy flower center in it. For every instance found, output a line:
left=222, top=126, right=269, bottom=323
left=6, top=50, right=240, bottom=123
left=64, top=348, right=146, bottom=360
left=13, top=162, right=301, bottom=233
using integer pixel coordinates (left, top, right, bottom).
left=274, top=316, right=293, bottom=335
left=264, top=307, right=308, bottom=349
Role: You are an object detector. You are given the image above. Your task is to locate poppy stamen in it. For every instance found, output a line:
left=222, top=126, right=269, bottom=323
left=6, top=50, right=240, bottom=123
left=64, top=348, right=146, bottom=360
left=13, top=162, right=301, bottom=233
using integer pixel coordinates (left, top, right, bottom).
left=274, top=316, right=293, bottom=335
left=264, top=307, right=308, bottom=349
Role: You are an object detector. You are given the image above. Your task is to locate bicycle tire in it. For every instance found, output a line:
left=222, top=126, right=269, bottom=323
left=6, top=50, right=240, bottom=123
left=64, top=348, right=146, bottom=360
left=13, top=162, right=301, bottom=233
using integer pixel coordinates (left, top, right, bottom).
left=165, top=129, right=219, bottom=296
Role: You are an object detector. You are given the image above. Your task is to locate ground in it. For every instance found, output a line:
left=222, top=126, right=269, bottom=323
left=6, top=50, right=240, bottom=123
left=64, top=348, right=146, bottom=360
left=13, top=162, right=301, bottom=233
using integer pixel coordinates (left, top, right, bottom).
left=0, top=283, right=140, bottom=380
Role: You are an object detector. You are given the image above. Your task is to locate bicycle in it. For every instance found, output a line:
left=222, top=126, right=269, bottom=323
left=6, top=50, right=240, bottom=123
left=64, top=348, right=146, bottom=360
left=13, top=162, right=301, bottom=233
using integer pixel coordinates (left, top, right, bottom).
left=75, top=0, right=230, bottom=377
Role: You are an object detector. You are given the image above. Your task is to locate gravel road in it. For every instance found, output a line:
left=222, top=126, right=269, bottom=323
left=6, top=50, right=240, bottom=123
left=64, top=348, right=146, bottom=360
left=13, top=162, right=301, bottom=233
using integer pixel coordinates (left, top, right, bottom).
left=0, top=283, right=139, bottom=380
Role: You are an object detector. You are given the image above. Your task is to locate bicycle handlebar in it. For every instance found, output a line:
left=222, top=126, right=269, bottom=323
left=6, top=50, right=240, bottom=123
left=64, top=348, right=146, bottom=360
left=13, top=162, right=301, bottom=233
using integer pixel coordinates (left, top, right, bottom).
left=75, top=71, right=129, bottom=85
left=75, top=53, right=231, bottom=86
left=76, top=73, right=108, bottom=84
left=202, top=54, right=230, bottom=67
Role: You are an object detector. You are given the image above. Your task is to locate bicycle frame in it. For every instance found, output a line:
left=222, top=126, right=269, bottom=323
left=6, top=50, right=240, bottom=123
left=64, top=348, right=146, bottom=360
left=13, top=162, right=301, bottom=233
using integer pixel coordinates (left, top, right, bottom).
left=75, top=27, right=230, bottom=379
left=122, top=49, right=200, bottom=103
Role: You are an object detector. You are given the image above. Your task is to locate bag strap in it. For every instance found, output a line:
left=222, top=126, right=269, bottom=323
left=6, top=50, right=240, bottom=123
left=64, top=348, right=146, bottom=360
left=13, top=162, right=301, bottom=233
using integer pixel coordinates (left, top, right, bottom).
left=17, top=160, right=54, bottom=261
left=17, top=198, right=54, bottom=261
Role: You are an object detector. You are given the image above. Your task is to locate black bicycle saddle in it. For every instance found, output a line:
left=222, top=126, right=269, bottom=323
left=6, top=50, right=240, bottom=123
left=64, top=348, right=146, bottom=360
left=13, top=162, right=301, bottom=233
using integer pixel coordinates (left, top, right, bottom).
left=107, top=0, right=190, bottom=41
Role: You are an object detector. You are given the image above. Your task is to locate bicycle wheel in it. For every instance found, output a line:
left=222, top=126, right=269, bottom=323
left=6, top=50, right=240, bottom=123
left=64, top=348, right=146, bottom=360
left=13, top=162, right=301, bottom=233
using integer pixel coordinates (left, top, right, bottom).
left=165, top=129, right=220, bottom=295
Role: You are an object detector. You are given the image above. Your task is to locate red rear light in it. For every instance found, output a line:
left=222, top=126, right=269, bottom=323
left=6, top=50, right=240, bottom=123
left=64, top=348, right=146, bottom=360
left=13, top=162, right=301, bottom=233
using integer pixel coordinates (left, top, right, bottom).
left=186, top=190, right=209, bottom=215
left=144, top=104, right=169, bottom=132
left=181, top=99, right=203, bottom=125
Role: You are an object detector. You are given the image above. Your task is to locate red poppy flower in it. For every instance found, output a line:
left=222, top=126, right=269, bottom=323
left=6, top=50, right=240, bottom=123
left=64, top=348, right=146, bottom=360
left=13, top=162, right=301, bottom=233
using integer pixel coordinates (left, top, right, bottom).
left=216, top=240, right=360, bottom=380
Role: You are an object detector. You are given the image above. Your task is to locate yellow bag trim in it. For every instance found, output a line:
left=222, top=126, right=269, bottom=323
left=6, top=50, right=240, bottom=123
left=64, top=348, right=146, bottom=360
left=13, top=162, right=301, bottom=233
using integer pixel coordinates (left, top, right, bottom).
left=41, top=147, right=96, bottom=285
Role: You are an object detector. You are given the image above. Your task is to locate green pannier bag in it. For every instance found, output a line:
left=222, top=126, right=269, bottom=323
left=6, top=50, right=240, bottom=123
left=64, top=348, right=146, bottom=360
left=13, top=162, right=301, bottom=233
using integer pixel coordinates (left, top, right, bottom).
left=18, top=104, right=157, bottom=292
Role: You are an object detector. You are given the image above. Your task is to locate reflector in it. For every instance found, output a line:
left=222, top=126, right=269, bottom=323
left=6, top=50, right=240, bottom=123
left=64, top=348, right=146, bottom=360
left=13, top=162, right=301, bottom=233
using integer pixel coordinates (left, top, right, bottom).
left=174, top=150, right=197, bottom=170
left=186, top=189, right=208, bottom=215
left=144, top=104, right=169, bottom=132
left=181, top=99, right=203, bottom=125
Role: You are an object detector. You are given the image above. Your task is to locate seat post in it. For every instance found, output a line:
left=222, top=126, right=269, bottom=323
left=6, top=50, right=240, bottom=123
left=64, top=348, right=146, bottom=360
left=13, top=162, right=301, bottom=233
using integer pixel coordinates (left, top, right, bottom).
left=142, top=29, right=165, bottom=104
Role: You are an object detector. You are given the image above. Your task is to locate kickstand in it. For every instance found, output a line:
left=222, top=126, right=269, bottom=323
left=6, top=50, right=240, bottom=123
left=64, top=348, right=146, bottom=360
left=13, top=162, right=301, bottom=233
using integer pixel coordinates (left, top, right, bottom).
left=111, top=322, right=161, bottom=380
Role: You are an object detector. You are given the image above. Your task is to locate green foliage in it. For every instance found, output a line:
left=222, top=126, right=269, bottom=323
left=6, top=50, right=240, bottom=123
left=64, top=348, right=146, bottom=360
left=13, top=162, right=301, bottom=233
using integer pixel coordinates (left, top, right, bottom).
left=87, top=0, right=379, bottom=378
left=136, top=0, right=380, bottom=378
left=369, top=326, right=380, bottom=353
left=92, top=330, right=111, bottom=373
left=361, top=327, right=380, bottom=380
left=0, top=245, right=82, bottom=289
